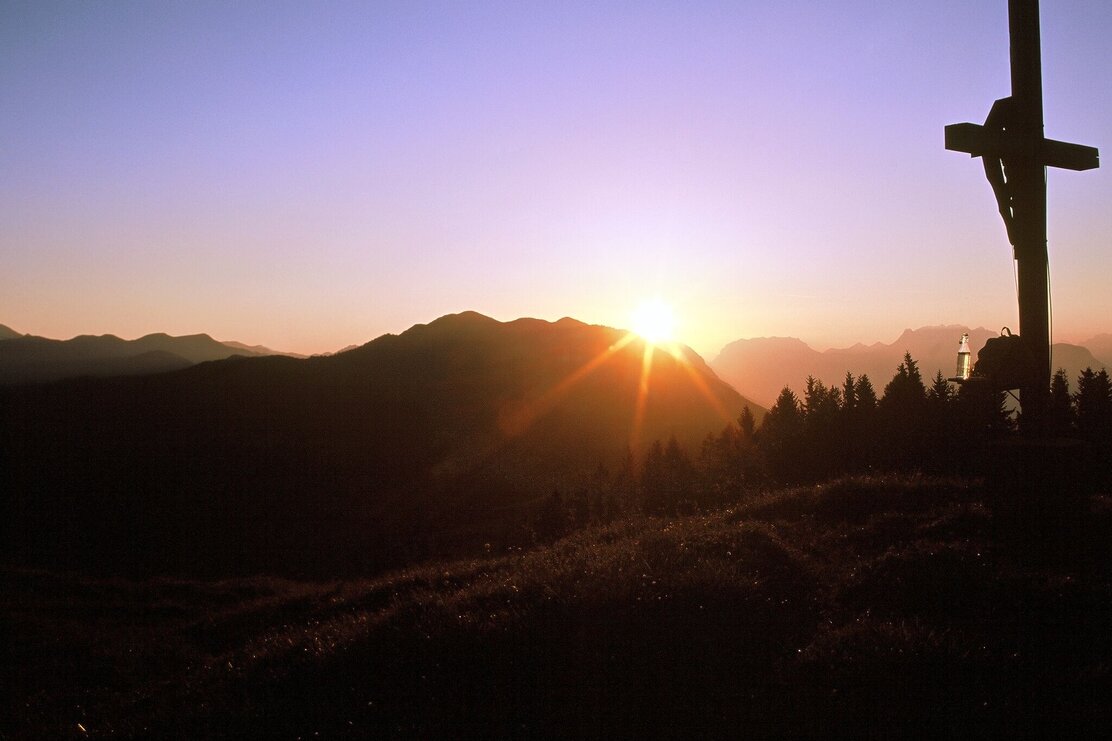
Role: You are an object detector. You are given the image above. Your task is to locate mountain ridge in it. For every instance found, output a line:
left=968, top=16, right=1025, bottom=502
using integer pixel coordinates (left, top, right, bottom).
left=1, top=311, right=763, bottom=577
left=0, top=329, right=299, bottom=385
left=713, top=325, right=1109, bottom=406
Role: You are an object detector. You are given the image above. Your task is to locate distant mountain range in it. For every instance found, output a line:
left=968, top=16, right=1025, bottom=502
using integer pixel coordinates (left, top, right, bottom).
left=1, top=311, right=761, bottom=577
left=1084, top=334, right=1112, bottom=366
left=0, top=327, right=304, bottom=385
left=711, top=325, right=1111, bottom=407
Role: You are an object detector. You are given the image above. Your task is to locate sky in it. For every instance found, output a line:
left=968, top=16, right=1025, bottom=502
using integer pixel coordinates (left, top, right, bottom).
left=2, top=0, right=1110, bottom=358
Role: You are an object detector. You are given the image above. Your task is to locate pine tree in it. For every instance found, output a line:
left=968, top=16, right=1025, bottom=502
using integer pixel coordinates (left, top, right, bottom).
left=878, top=354, right=928, bottom=470
left=881, top=353, right=927, bottom=410
left=844, top=373, right=879, bottom=472
left=1075, top=368, right=1112, bottom=440
left=905, top=353, right=924, bottom=389
left=1048, top=368, right=1074, bottom=436
left=924, top=370, right=957, bottom=473
left=761, top=387, right=804, bottom=440
left=757, top=387, right=805, bottom=483
left=801, top=376, right=841, bottom=479
left=855, top=374, right=878, bottom=412
left=927, top=370, right=954, bottom=407
left=804, top=376, right=841, bottom=428
left=842, top=372, right=857, bottom=414
left=738, top=406, right=756, bottom=440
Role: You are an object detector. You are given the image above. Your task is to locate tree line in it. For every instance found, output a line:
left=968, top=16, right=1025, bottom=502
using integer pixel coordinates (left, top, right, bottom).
left=533, top=356, right=1112, bottom=537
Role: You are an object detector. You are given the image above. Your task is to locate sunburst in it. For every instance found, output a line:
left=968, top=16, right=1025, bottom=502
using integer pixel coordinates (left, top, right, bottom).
left=630, top=297, right=677, bottom=345
left=493, top=301, right=732, bottom=466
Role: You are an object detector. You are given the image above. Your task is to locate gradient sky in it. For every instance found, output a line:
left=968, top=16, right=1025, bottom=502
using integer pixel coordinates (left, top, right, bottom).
left=3, top=0, right=1110, bottom=357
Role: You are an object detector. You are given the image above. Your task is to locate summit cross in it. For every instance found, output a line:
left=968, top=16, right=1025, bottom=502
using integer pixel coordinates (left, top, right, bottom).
left=945, top=0, right=1098, bottom=430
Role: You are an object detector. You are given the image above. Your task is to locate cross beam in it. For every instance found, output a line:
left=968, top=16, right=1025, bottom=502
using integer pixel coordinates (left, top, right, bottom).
left=945, top=0, right=1099, bottom=431
left=945, top=123, right=1098, bottom=172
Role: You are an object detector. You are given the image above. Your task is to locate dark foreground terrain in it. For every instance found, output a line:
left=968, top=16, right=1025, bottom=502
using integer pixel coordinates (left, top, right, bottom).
left=5, top=476, right=1112, bottom=738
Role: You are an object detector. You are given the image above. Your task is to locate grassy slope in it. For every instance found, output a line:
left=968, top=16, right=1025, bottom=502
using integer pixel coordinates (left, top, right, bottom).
left=5, top=476, right=1112, bottom=738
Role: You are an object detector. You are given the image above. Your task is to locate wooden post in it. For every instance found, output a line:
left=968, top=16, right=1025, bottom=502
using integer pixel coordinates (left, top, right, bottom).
left=1009, top=0, right=1050, bottom=429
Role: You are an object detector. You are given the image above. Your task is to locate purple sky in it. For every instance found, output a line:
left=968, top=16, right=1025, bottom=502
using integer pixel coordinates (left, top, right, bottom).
left=2, top=0, right=1109, bottom=357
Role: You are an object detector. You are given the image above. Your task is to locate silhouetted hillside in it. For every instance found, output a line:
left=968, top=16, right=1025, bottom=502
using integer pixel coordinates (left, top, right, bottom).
left=713, top=325, right=1108, bottom=406
left=1051, top=342, right=1110, bottom=378
left=0, top=323, right=20, bottom=340
left=0, top=312, right=762, bottom=577
left=6, top=476, right=1110, bottom=737
left=0, top=331, right=265, bottom=385
left=222, top=340, right=307, bottom=358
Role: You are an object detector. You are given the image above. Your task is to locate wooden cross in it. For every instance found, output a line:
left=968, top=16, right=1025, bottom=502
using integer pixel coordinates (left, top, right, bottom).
left=945, top=0, right=1098, bottom=431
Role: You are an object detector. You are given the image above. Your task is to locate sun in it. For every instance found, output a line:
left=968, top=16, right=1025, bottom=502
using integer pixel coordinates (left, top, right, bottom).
left=630, top=297, right=677, bottom=345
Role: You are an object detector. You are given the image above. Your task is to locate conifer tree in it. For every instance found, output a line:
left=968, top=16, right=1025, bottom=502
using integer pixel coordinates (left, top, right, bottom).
left=738, top=406, right=756, bottom=440
left=1048, top=368, right=1074, bottom=436
left=842, top=372, right=857, bottom=414
left=881, top=353, right=927, bottom=409
left=843, top=373, right=879, bottom=472
left=761, top=387, right=804, bottom=440
left=927, top=370, right=954, bottom=406
left=801, top=376, right=841, bottom=479
left=804, top=376, right=841, bottom=427
left=855, top=374, right=878, bottom=412
left=1075, top=368, right=1112, bottom=440
left=757, top=387, right=805, bottom=483
left=878, top=354, right=928, bottom=470
left=924, top=370, right=957, bottom=472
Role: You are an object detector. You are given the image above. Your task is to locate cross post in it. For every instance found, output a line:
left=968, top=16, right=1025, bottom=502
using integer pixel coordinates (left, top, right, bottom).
left=945, top=0, right=1098, bottom=432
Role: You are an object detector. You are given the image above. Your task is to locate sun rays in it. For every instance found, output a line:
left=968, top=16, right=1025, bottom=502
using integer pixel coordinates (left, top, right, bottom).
left=498, top=332, right=638, bottom=437
left=495, top=306, right=734, bottom=460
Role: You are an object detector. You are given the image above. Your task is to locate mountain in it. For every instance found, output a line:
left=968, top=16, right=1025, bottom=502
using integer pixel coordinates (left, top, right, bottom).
left=1081, top=333, right=1112, bottom=368
left=0, top=331, right=266, bottom=385
left=1048, top=343, right=1109, bottom=380
left=712, top=325, right=1109, bottom=406
left=221, top=340, right=307, bottom=358
left=0, top=312, right=762, bottom=577
left=0, top=324, right=21, bottom=340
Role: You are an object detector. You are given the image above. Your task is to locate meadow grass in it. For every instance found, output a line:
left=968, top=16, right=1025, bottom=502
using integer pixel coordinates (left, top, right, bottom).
left=5, top=475, right=1112, bottom=737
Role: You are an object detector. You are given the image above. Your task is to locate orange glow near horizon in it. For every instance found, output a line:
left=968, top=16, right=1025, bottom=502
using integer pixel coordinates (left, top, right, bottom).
left=628, top=340, right=656, bottom=456
left=492, top=320, right=734, bottom=472
left=497, top=332, right=638, bottom=437
left=6, top=4, right=1112, bottom=365
left=672, top=342, right=734, bottom=425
